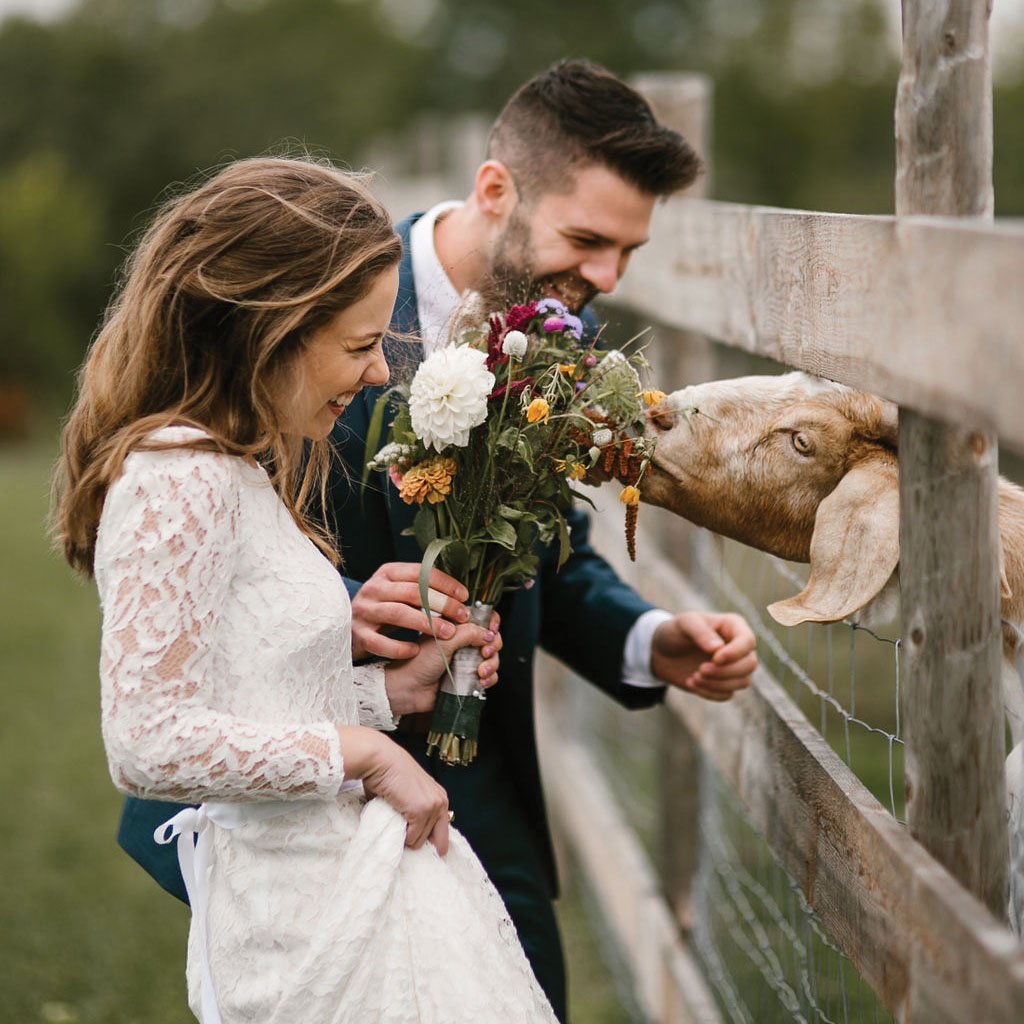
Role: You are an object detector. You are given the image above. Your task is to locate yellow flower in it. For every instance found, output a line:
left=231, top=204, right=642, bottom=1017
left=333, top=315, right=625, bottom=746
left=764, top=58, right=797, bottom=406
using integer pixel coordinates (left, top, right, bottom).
left=552, top=458, right=567, bottom=472
left=399, top=457, right=457, bottom=505
left=641, top=389, right=668, bottom=407
left=526, top=398, right=550, bottom=424
left=619, top=485, right=641, bottom=506
left=558, top=363, right=576, bottom=376
left=567, top=463, right=587, bottom=481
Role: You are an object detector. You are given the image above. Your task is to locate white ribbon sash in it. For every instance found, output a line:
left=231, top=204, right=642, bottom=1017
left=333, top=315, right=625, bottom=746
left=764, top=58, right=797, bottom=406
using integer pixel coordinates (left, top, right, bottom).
left=154, top=799, right=319, bottom=1023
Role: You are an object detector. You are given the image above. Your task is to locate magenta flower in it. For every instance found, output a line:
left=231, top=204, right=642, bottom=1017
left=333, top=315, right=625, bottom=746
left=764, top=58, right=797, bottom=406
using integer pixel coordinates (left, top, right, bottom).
left=543, top=316, right=565, bottom=333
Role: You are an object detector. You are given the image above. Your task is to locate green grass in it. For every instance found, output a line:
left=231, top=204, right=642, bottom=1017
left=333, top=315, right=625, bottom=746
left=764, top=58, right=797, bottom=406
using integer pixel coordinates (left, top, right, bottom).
left=0, top=438, right=629, bottom=1024
left=0, top=439, right=191, bottom=1024
left=556, top=864, right=639, bottom=1024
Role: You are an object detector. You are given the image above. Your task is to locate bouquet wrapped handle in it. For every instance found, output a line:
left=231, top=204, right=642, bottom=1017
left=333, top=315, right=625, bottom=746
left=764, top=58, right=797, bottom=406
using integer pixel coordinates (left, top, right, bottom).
left=426, top=601, right=493, bottom=766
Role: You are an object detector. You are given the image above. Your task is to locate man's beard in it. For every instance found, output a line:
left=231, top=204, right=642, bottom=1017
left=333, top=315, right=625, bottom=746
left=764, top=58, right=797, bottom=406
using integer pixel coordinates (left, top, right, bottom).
left=480, top=210, right=598, bottom=315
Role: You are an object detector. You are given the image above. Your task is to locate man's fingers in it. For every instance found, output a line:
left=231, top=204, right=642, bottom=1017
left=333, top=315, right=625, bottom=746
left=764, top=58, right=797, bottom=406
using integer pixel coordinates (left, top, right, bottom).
left=700, top=652, right=758, bottom=679
left=380, top=563, right=468, bottom=603
left=357, top=631, right=425, bottom=661
left=708, top=615, right=756, bottom=657
left=422, top=587, right=447, bottom=613
left=373, top=582, right=468, bottom=623
left=358, top=598, right=460, bottom=640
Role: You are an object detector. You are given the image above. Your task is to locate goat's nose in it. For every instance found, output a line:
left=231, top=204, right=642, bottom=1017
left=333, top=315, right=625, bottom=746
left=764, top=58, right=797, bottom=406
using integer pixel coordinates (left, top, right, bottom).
left=647, top=404, right=678, bottom=431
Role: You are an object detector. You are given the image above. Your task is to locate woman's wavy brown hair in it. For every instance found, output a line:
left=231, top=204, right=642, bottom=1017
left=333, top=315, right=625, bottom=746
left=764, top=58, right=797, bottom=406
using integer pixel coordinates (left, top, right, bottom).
left=53, top=156, right=401, bottom=576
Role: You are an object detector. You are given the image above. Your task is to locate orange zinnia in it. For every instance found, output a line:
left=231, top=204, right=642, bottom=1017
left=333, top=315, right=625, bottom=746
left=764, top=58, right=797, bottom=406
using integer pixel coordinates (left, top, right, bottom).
left=526, top=398, right=550, bottom=424
left=399, top=457, right=457, bottom=505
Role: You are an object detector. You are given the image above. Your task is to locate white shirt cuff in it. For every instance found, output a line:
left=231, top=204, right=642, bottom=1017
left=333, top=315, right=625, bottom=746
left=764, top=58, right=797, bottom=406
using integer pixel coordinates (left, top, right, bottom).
left=622, top=608, right=674, bottom=688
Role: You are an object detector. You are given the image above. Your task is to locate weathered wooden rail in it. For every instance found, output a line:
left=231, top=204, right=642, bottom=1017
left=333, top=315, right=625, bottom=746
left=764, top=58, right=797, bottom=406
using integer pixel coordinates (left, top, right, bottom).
left=373, top=3, right=1024, bottom=1019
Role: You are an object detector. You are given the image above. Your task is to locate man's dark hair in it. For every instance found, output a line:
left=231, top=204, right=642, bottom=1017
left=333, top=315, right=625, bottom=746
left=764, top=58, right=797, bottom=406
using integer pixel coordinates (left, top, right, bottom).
left=488, top=58, right=702, bottom=202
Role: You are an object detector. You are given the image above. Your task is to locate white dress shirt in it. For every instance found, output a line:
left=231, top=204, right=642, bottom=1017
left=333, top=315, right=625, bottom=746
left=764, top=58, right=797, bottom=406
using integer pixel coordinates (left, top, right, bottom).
left=409, top=202, right=671, bottom=688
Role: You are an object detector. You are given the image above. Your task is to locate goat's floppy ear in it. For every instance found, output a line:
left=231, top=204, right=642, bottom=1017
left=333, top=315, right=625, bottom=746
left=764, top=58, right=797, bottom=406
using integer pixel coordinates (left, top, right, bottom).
left=768, top=456, right=899, bottom=626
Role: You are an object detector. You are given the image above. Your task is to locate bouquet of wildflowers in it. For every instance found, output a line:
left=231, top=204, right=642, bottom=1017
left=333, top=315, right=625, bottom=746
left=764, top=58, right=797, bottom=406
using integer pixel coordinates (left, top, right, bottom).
left=366, top=298, right=665, bottom=765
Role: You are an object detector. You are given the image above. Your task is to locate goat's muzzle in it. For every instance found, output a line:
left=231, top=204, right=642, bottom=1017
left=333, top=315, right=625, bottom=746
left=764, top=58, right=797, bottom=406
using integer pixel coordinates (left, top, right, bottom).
left=646, top=403, right=678, bottom=431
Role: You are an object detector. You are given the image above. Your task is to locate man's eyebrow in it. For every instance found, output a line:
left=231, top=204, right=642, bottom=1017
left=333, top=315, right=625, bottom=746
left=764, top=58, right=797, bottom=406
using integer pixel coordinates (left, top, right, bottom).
left=562, top=227, right=649, bottom=249
left=563, top=227, right=611, bottom=243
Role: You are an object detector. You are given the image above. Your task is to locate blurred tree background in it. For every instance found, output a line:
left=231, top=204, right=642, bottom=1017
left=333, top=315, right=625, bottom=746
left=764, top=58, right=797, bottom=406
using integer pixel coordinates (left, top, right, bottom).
left=1, top=0, right=1021, bottom=420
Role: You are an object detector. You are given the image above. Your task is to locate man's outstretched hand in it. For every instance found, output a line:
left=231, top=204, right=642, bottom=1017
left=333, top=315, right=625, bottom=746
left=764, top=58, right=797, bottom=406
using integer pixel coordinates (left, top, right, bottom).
left=650, top=611, right=757, bottom=702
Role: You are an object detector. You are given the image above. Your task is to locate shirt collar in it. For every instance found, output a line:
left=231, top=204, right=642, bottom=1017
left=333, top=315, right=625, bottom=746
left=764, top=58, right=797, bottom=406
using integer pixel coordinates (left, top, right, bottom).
left=409, top=200, right=464, bottom=356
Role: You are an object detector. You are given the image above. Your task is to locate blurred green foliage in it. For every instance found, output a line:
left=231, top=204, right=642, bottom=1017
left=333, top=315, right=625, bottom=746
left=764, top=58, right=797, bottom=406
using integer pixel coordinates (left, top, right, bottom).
left=1, top=0, right=1021, bottom=405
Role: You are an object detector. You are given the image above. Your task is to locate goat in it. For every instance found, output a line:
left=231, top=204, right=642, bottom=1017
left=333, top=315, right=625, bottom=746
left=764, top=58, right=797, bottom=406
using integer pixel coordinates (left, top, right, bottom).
left=639, top=371, right=1024, bottom=930
left=641, top=372, right=1024, bottom=667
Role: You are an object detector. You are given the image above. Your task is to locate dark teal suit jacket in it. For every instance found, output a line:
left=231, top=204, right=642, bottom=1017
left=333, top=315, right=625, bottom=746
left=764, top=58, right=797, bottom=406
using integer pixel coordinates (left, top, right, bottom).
left=116, top=213, right=666, bottom=905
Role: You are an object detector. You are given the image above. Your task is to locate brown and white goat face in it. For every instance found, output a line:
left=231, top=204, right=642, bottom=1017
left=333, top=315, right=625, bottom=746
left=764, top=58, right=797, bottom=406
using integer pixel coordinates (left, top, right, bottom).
left=642, top=372, right=902, bottom=625
left=642, top=373, right=899, bottom=562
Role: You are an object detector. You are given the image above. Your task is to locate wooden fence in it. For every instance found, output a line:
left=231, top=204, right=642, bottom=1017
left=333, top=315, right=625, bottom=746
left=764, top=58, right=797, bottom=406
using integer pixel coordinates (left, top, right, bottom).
left=371, top=2, right=1024, bottom=1020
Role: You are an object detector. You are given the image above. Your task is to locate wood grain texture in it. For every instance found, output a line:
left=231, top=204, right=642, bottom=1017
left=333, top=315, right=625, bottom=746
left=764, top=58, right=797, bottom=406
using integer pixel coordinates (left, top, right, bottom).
left=895, top=0, right=1008, bottom=921
left=898, top=416, right=1008, bottom=919
left=611, top=200, right=1024, bottom=449
left=895, top=0, right=993, bottom=218
left=633, top=73, right=715, bottom=934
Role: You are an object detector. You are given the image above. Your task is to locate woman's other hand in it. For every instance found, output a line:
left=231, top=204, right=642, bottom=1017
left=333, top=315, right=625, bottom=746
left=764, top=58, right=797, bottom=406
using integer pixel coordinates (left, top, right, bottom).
left=382, top=617, right=502, bottom=716
left=337, top=725, right=451, bottom=855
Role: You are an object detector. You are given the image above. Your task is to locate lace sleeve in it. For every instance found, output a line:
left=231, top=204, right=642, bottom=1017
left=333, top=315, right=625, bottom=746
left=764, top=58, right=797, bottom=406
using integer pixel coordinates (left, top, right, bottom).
left=95, top=448, right=345, bottom=803
left=351, top=664, right=397, bottom=731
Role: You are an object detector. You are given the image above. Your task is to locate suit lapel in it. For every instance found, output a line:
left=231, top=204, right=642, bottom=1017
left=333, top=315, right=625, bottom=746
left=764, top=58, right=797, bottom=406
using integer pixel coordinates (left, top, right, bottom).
left=379, top=215, right=423, bottom=559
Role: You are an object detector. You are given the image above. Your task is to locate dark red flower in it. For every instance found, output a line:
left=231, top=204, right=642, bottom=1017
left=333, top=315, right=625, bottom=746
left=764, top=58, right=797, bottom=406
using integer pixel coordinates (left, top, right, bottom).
left=503, top=302, right=540, bottom=334
left=488, top=378, right=533, bottom=401
left=486, top=314, right=509, bottom=370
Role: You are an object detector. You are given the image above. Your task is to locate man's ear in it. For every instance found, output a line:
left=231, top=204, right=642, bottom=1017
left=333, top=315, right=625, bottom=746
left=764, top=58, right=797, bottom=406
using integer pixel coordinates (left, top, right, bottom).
left=474, top=160, right=518, bottom=220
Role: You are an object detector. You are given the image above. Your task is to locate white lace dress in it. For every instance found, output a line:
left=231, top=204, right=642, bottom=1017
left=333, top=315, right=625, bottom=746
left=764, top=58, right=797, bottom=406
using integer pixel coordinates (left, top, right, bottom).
left=95, top=427, right=556, bottom=1024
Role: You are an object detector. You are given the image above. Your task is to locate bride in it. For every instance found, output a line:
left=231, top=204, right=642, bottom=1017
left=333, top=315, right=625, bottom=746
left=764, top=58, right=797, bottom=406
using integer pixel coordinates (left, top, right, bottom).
left=53, top=157, right=558, bottom=1024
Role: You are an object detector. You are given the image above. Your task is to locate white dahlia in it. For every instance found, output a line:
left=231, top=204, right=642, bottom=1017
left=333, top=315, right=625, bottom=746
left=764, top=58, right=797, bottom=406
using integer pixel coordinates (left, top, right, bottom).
left=409, top=345, right=495, bottom=451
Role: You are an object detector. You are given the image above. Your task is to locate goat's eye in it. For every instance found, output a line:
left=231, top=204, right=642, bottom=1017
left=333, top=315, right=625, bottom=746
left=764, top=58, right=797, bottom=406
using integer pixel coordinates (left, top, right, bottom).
left=791, top=431, right=814, bottom=455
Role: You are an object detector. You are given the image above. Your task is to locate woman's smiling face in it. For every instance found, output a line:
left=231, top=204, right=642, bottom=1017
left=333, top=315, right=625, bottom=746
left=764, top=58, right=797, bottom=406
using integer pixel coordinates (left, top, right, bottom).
left=281, top=265, right=398, bottom=440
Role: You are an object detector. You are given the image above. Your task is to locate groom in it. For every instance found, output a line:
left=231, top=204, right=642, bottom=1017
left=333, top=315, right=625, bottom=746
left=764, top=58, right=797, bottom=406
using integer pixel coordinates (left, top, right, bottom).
left=320, top=59, right=759, bottom=1018
left=118, top=60, right=757, bottom=1020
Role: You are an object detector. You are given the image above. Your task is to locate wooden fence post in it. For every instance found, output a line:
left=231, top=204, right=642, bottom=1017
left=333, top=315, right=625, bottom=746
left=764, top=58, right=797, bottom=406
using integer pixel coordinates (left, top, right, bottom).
left=895, top=0, right=1008, bottom=928
left=633, top=72, right=714, bottom=931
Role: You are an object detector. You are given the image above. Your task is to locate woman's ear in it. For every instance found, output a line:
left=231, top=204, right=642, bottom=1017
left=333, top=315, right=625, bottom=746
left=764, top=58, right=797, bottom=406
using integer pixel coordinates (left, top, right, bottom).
left=474, top=160, right=518, bottom=221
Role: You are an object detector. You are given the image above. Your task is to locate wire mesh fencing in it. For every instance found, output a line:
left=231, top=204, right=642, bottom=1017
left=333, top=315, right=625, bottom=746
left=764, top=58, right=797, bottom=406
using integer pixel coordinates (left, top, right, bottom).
left=573, top=525, right=910, bottom=1022
left=691, top=532, right=906, bottom=822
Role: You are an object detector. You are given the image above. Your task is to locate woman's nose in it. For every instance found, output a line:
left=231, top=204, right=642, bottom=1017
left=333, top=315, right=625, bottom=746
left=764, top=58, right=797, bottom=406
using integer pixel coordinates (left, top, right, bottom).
left=365, top=348, right=390, bottom=387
